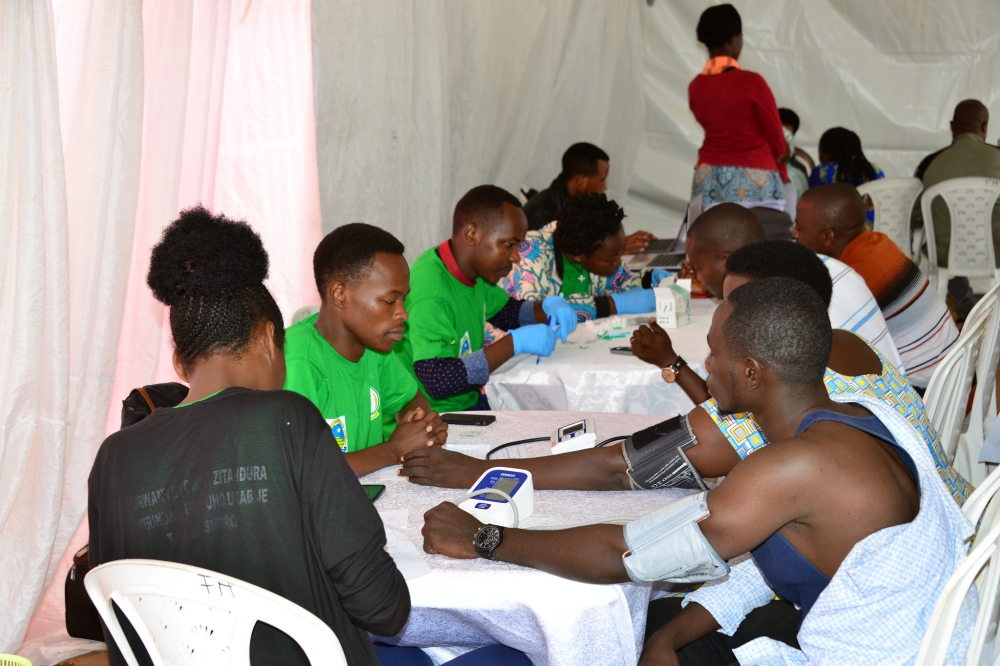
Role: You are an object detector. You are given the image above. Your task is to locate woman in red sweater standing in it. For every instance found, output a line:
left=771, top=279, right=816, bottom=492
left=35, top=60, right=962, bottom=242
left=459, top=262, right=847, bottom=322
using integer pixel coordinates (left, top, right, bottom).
left=688, top=5, right=789, bottom=223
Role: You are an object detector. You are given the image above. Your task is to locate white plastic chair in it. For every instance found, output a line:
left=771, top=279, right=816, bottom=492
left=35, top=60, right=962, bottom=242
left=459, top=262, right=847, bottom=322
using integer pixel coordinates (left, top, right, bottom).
left=857, top=177, right=923, bottom=259
left=923, top=309, right=992, bottom=467
left=85, top=559, right=347, bottom=666
left=921, top=177, right=1000, bottom=297
left=914, top=519, right=1000, bottom=666
left=954, top=280, right=1000, bottom=484
left=964, top=465, right=1000, bottom=549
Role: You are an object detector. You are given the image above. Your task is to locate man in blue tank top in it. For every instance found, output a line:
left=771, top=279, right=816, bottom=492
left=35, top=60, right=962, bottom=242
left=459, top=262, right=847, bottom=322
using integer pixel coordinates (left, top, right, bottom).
left=420, top=277, right=974, bottom=665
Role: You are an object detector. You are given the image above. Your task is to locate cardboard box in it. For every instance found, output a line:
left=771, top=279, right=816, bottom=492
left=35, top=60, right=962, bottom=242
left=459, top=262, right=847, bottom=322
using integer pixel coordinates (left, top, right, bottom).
left=654, top=279, right=691, bottom=328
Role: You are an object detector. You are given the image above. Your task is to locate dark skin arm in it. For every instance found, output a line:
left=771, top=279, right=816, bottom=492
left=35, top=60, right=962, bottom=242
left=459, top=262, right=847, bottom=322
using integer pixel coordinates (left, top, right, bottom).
left=631, top=318, right=711, bottom=404
left=344, top=391, right=448, bottom=477
left=640, top=602, right=719, bottom=666
left=399, top=404, right=740, bottom=489
left=483, top=335, right=515, bottom=371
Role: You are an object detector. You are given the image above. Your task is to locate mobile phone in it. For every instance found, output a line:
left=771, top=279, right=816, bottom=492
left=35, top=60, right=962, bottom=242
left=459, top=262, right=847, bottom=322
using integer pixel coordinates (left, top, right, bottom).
left=363, top=484, right=385, bottom=502
left=441, top=413, right=497, bottom=426
left=610, top=346, right=634, bottom=356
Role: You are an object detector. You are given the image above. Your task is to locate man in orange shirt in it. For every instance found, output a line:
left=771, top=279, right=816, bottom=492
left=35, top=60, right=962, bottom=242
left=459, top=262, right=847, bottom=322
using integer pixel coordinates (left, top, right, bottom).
left=794, top=183, right=959, bottom=389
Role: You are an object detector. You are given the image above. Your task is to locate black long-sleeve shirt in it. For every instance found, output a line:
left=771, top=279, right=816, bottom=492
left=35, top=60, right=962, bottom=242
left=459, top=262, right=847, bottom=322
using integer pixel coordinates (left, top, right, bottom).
left=88, top=388, right=408, bottom=665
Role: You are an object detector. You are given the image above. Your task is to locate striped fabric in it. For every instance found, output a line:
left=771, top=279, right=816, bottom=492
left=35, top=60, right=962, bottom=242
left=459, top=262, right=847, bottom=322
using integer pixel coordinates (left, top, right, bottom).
left=839, top=231, right=959, bottom=388
left=820, top=255, right=904, bottom=372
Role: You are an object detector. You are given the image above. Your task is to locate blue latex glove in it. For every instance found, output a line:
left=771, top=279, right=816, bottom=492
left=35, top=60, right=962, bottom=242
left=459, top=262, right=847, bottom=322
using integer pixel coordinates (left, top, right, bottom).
left=541, top=295, right=577, bottom=342
left=511, top=323, right=558, bottom=357
left=611, top=288, right=656, bottom=314
left=650, top=269, right=673, bottom=288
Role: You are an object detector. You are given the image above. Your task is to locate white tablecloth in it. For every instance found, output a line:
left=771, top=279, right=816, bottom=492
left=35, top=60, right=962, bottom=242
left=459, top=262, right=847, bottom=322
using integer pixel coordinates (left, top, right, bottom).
left=486, top=299, right=718, bottom=417
left=362, top=411, right=692, bottom=666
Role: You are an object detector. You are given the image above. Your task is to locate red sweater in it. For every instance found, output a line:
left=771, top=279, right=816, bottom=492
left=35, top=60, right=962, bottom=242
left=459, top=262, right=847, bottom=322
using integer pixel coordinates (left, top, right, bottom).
left=689, top=69, right=788, bottom=181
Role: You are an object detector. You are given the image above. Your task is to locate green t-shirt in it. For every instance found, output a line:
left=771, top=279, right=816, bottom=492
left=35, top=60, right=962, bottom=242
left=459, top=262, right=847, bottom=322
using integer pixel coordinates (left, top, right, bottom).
left=283, top=313, right=418, bottom=453
left=394, top=247, right=510, bottom=412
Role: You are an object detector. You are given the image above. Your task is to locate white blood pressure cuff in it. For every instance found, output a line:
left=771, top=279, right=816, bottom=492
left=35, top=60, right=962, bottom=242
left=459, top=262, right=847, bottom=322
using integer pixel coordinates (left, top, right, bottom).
left=622, top=491, right=730, bottom=583
left=622, top=415, right=707, bottom=491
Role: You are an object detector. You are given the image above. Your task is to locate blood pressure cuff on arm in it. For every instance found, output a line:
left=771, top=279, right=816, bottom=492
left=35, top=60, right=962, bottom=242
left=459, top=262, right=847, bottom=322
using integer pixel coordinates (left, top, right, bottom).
left=622, top=491, right=730, bottom=583
left=622, top=414, right=707, bottom=490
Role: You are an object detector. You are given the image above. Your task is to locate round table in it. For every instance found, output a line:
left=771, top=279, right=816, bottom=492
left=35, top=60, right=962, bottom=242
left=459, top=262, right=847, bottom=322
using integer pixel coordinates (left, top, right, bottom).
left=485, top=299, right=718, bottom=416
left=361, top=411, right=694, bottom=666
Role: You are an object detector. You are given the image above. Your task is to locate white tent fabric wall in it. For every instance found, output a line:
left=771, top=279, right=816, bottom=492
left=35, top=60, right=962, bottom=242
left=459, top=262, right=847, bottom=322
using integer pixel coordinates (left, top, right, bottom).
left=625, top=0, right=1000, bottom=236
left=107, top=0, right=322, bottom=421
left=15, top=0, right=145, bottom=656
left=0, top=0, right=71, bottom=652
left=311, top=0, right=645, bottom=261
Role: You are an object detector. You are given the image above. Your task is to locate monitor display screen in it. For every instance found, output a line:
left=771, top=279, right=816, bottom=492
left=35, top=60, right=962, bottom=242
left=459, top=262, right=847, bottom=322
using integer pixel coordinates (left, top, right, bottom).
left=561, top=421, right=585, bottom=437
left=482, top=476, right=519, bottom=501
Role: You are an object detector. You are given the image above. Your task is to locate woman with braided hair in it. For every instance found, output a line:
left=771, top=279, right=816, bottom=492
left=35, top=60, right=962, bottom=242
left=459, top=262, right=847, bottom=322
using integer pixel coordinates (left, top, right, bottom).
left=809, top=126, right=884, bottom=189
left=501, top=193, right=665, bottom=321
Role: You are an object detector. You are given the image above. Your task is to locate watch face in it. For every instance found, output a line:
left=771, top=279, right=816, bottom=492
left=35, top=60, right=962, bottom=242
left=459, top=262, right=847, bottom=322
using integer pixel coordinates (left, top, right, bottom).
left=661, top=366, right=678, bottom=382
left=476, top=526, right=501, bottom=550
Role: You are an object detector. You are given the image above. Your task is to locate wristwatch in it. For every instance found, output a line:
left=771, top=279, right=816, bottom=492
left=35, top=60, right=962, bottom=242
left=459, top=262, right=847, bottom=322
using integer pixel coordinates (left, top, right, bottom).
left=474, top=524, right=504, bottom=560
left=661, top=356, right=687, bottom=383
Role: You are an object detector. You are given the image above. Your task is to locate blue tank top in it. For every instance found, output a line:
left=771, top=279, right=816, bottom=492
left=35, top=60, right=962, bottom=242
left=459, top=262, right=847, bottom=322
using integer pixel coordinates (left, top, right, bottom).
left=750, top=409, right=918, bottom=623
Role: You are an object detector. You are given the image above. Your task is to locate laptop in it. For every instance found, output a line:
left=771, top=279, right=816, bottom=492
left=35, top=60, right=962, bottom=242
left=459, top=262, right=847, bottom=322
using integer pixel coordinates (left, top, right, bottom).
left=623, top=237, right=686, bottom=270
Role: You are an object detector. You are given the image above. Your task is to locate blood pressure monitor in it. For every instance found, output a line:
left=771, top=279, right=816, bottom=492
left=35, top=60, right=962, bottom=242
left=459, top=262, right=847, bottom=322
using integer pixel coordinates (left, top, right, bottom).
left=551, top=418, right=597, bottom=454
left=457, top=467, right=534, bottom=528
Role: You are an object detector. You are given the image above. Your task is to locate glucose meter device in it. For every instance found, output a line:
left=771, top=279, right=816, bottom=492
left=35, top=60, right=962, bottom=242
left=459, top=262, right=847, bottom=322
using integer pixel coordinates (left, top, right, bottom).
left=551, top=418, right=597, bottom=455
left=457, top=467, right=534, bottom=528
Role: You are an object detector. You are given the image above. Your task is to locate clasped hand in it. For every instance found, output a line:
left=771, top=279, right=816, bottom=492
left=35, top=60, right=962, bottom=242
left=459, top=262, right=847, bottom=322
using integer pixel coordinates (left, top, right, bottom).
left=630, top=317, right=677, bottom=368
left=387, top=407, right=448, bottom=459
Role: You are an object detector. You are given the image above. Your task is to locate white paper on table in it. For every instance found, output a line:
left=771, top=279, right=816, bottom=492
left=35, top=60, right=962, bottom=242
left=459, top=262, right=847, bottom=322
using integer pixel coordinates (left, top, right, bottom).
left=979, top=418, right=1000, bottom=464
left=378, top=509, right=432, bottom=580
left=370, top=464, right=405, bottom=482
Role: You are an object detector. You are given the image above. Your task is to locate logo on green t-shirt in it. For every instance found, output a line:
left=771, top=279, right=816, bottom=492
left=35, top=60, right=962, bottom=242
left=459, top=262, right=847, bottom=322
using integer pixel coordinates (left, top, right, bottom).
left=327, top=417, right=349, bottom=453
left=459, top=331, right=471, bottom=357
left=370, top=387, right=380, bottom=420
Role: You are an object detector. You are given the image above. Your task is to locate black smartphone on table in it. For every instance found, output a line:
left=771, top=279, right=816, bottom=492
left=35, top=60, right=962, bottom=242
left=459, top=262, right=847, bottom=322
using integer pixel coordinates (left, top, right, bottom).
left=610, top=346, right=634, bottom=356
left=440, top=413, right=496, bottom=426
left=363, top=484, right=385, bottom=502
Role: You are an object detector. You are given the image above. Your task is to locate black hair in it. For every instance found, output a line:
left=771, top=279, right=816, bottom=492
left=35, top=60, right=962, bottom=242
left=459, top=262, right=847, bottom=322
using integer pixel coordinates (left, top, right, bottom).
left=725, top=240, right=833, bottom=308
left=697, top=4, right=742, bottom=48
left=818, top=127, right=878, bottom=185
left=147, top=205, right=285, bottom=368
left=552, top=194, right=625, bottom=257
left=778, top=108, right=800, bottom=134
left=452, top=185, right=523, bottom=235
left=561, top=143, right=610, bottom=180
left=688, top=203, right=765, bottom=253
left=725, top=277, right=832, bottom=385
left=313, top=223, right=405, bottom=296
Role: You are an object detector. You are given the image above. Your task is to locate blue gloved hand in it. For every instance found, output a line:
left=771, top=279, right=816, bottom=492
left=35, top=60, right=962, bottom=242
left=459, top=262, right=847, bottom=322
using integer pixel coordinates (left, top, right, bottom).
left=650, top=269, right=673, bottom=288
left=511, top=323, right=558, bottom=357
left=542, top=295, right=578, bottom=342
left=610, top=288, right=656, bottom=314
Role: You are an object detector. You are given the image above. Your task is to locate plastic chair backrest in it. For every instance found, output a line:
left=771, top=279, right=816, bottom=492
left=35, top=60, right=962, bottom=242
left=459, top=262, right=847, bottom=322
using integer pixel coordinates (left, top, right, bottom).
left=921, top=177, right=1000, bottom=296
left=915, top=519, right=1000, bottom=666
left=961, top=281, right=1000, bottom=465
left=964, top=465, right=1000, bottom=549
left=857, top=177, right=923, bottom=259
left=84, top=559, right=347, bottom=666
left=923, top=311, right=991, bottom=464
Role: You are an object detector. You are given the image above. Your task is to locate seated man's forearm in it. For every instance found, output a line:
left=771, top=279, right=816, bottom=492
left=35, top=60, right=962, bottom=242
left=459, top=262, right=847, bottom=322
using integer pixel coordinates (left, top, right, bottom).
left=494, top=524, right=631, bottom=584
left=346, top=445, right=401, bottom=477
left=507, top=446, right=630, bottom=491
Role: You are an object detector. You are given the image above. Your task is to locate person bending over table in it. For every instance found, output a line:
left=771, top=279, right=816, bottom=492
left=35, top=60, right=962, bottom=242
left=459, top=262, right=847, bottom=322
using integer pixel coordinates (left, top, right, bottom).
left=683, top=202, right=902, bottom=368
left=523, top=141, right=656, bottom=254
left=794, top=184, right=959, bottom=391
left=283, top=224, right=448, bottom=477
left=400, top=240, right=972, bottom=504
left=394, top=185, right=579, bottom=413
left=419, top=278, right=973, bottom=665
left=502, top=193, right=665, bottom=321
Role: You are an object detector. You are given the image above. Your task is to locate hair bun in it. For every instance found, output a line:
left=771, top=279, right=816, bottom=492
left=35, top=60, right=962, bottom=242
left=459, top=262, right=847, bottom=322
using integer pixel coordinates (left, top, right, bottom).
left=147, top=206, right=269, bottom=307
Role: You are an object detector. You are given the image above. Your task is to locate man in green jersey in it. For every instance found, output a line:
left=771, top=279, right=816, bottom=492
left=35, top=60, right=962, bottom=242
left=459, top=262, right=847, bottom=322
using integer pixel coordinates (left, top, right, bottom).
left=284, top=223, right=448, bottom=477
left=395, top=185, right=579, bottom=412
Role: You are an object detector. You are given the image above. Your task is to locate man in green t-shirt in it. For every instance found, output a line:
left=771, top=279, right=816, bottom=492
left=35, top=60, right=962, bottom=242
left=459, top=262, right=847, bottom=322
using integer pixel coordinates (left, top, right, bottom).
left=395, top=185, right=579, bottom=412
left=284, top=223, right=448, bottom=477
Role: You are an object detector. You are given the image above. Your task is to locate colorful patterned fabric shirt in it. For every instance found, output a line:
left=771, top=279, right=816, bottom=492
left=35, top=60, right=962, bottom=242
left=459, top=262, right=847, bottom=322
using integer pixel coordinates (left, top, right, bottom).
left=500, top=221, right=641, bottom=321
left=700, top=343, right=973, bottom=505
left=691, top=165, right=786, bottom=210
